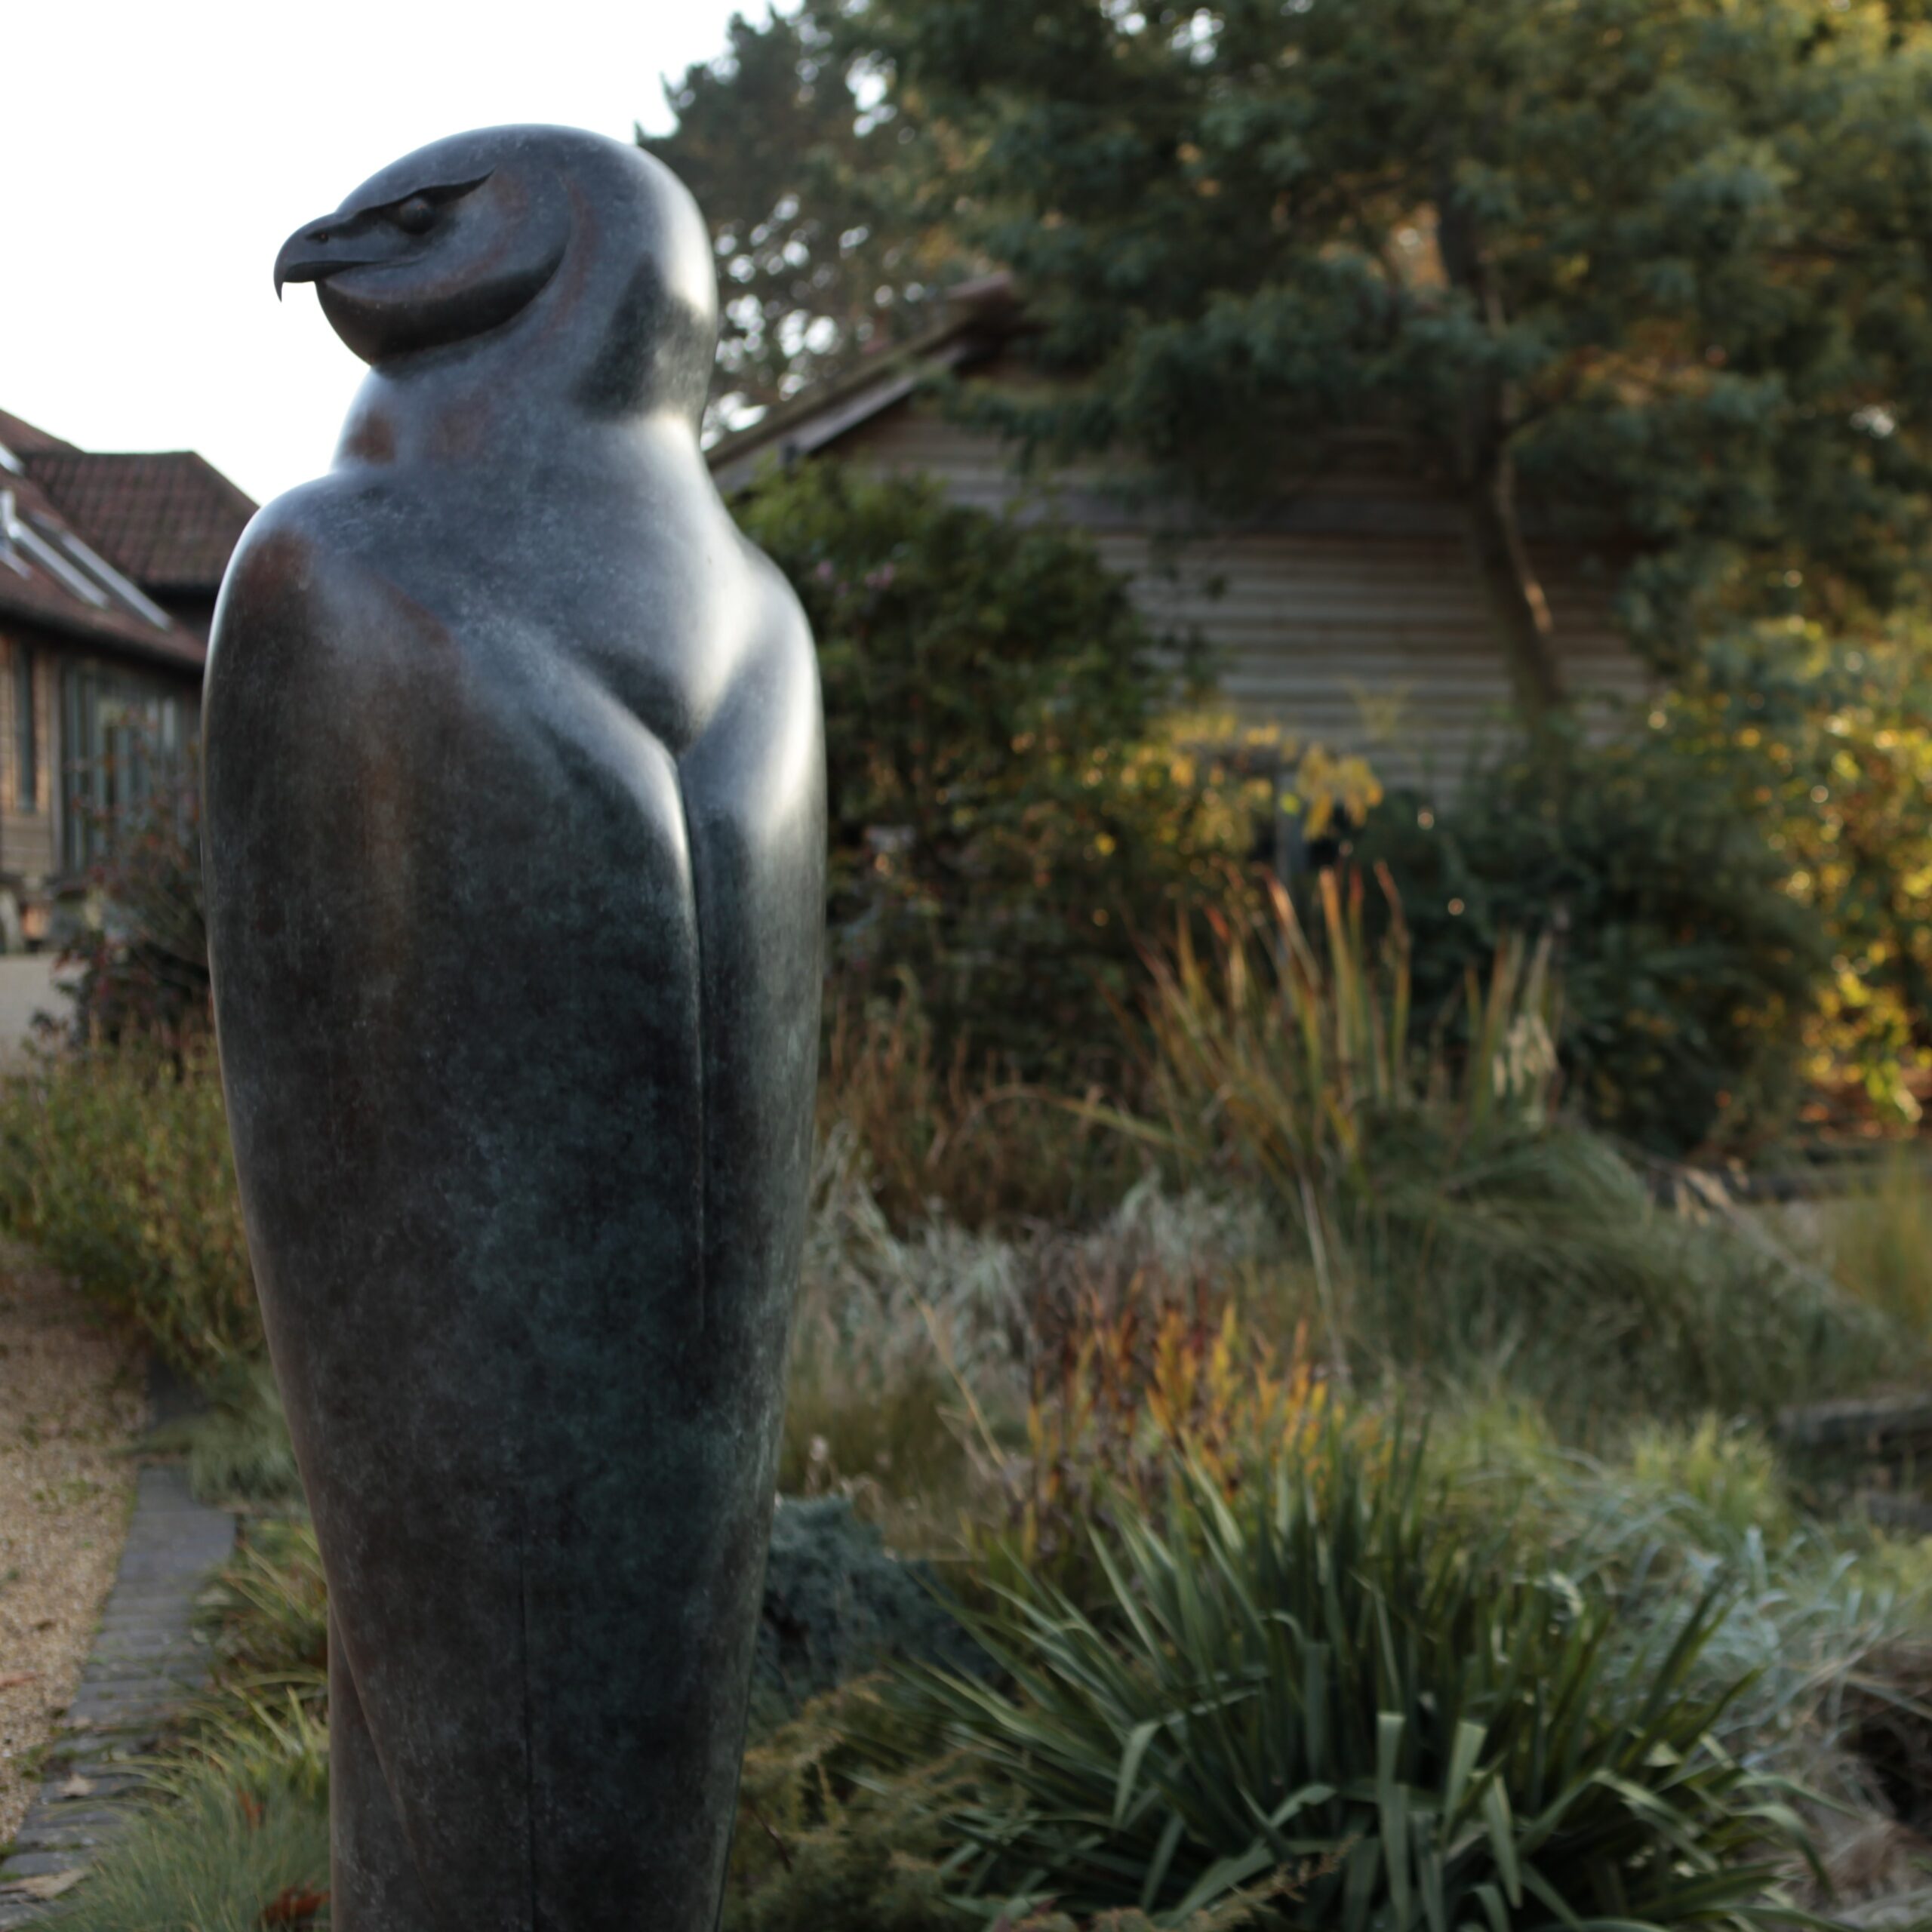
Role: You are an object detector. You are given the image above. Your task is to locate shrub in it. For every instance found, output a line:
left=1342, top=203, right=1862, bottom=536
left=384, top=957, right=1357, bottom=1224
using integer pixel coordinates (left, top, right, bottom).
left=786, top=1123, right=1027, bottom=1534
left=1124, top=868, right=1895, bottom=1420
left=724, top=1689, right=964, bottom=1932
left=1426, top=1397, right=1932, bottom=1875
left=785, top=1129, right=1275, bottom=1543
left=727, top=1678, right=1296, bottom=1932
left=57, top=775, right=210, bottom=1051
left=1356, top=718, right=1829, bottom=1156
left=876, top=1435, right=1819, bottom=1930
left=0, top=1038, right=257, bottom=1380
left=739, top=460, right=1258, bottom=1075
left=1669, top=622, right=1932, bottom=1123
left=755, top=1497, right=986, bottom=1725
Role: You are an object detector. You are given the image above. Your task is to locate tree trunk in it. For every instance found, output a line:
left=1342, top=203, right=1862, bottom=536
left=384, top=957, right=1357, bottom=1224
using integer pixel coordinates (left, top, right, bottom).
left=1467, top=443, right=1564, bottom=721
left=1436, top=183, right=1567, bottom=724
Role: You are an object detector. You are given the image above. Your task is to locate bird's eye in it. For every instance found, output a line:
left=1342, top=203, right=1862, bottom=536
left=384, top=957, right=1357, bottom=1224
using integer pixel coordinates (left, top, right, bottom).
left=392, top=195, right=437, bottom=235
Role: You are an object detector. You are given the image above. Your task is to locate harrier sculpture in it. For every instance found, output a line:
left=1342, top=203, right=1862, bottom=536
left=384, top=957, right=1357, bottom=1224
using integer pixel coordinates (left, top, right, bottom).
left=203, top=125, right=826, bottom=1929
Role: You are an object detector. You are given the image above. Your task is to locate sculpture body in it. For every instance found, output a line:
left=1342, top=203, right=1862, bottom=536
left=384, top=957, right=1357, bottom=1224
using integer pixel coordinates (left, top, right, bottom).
left=202, top=127, right=825, bottom=1929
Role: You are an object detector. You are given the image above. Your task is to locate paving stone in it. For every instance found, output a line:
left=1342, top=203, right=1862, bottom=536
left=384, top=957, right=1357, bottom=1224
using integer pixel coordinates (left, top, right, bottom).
left=0, top=1854, right=80, bottom=1881
left=1, top=1447, right=234, bottom=1921
left=10, top=1815, right=123, bottom=1852
left=13, top=1806, right=122, bottom=1831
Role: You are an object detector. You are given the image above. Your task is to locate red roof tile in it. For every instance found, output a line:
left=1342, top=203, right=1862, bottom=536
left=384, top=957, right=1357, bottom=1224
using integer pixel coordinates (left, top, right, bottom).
left=0, top=409, right=75, bottom=457
left=23, top=450, right=257, bottom=593
left=0, top=469, right=206, bottom=672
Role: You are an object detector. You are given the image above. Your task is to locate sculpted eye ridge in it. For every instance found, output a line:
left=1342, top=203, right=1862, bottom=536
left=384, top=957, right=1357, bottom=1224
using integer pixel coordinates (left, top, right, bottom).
left=273, top=161, right=562, bottom=361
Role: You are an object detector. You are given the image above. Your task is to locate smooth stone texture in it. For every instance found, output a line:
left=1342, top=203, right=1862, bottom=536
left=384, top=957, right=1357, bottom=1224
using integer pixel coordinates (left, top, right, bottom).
left=204, top=126, right=826, bottom=1931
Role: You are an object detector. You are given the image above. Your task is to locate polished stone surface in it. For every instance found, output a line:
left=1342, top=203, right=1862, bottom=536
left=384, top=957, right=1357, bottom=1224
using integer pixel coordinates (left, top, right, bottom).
left=204, top=126, right=825, bottom=1930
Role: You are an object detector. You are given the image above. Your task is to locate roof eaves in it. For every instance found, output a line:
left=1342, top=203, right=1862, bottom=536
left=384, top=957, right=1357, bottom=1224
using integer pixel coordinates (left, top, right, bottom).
left=0, top=410, right=75, bottom=457
left=0, top=598, right=206, bottom=675
left=706, top=300, right=1010, bottom=486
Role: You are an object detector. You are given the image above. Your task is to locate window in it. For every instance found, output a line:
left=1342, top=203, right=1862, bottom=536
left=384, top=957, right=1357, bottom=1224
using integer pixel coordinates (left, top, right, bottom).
left=13, top=647, right=34, bottom=813
left=60, top=662, right=191, bottom=873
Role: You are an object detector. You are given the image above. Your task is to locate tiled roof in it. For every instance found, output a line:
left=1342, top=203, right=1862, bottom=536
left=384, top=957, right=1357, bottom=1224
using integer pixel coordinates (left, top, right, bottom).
left=22, top=450, right=257, bottom=594
left=0, top=409, right=74, bottom=457
left=0, top=466, right=206, bottom=672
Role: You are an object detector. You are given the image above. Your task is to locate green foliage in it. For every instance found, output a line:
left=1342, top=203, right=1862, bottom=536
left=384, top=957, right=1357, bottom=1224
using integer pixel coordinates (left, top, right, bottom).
left=1357, top=721, right=1830, bottom=1154
left=0, top=1040, right=258, bottom=1380
left=149, top=1359, right=303, bottom=1508
left=1425, top=1398, right=1932, bottom=1840
left=787, top=1120, right=1023, bottom=1543
left=875, top=1438, right=1817, bottom=1930
left=1128, top=869, right=1894, bottom=1417
left=642, top=11, right=965, bottom=434
left=1663, top=621, right=1932, bottom=1118
left=727, top=1681, right=1297, bottom=1932
left=827, top=0, right=1932, bottom=672
left=724, top=1690, right=965, bottom=1932
left=1822, top=1148, right=1932, bottom=1337
left=46, top=1705, right=328, bottom=1932
left=740, top=459, right=1252, bottom=1072
left=196, top=1520, right=328, bottom=1720
left=782, top=1337, right=974, bottom=1530
left=1623, top=1417, right=1798, bottom=1552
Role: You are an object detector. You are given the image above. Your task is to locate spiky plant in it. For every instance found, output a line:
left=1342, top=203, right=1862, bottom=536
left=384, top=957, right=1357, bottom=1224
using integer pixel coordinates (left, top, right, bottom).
left=872, top=1432, right=1820, bottom=1930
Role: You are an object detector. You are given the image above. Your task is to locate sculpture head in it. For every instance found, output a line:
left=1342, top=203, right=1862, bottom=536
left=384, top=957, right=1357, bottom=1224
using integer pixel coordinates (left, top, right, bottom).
left=274, top=126, right=717, bottom=427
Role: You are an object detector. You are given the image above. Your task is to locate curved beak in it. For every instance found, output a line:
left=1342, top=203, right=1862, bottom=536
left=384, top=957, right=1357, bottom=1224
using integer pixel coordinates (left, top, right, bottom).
left=273, top=213, right=409, bottom=300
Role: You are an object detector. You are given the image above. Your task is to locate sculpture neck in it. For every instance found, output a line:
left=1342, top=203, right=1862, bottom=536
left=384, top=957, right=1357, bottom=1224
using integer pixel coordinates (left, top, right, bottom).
left=334, top=367, right=700, bottom=486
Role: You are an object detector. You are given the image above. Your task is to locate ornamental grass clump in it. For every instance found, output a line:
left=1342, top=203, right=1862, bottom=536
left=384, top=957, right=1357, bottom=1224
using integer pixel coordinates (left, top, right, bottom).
left=45, top=1696, right=328, bottom=1932
left=1124, top=866, right=1895, bottom=1419
left=819, top=986, right=1140, bottom=1232
left=874, top=1429, right=1819, bottom=1930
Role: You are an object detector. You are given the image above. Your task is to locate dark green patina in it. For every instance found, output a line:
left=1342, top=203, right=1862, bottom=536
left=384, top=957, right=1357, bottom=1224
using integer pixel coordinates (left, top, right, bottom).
left=203, top=127, right=826, bottom=1930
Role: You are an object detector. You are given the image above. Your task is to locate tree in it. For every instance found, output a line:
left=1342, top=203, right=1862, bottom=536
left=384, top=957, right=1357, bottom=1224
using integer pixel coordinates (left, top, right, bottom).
left=736, top=460, right=1255, bottom=1072
left=676, top=1, right=1932, bottom=715
left=642, top=10, right=969, bottom=435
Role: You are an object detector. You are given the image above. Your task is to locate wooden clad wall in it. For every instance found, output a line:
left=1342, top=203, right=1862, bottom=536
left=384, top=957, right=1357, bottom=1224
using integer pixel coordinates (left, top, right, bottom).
left=832, top=401, right=1653, bottom=792
left=0, top=634, right=57, bottom=884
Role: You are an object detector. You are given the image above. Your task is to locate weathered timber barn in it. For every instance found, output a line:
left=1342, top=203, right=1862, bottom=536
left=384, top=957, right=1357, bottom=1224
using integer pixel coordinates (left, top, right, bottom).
left=0, top=407, right=254, bottom=939
left=709, top=281, right=1651, bottom=791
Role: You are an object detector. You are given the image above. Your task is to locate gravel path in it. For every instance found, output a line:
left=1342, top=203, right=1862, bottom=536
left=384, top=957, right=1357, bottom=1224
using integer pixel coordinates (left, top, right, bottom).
left=0, top=1245, right=143, bottom=1849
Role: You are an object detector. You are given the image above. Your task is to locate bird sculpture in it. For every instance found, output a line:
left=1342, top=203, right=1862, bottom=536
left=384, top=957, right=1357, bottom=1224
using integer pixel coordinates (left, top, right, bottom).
left=202, top=126, right=826, bottom=1930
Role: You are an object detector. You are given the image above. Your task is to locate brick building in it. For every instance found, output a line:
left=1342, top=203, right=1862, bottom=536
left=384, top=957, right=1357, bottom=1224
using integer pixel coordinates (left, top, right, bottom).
left=0, top=408, right=253, bottom=940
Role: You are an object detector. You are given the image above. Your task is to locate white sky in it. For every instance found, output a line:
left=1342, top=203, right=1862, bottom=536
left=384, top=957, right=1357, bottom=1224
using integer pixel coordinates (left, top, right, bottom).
left=0, top=1, right=753, bottom=506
